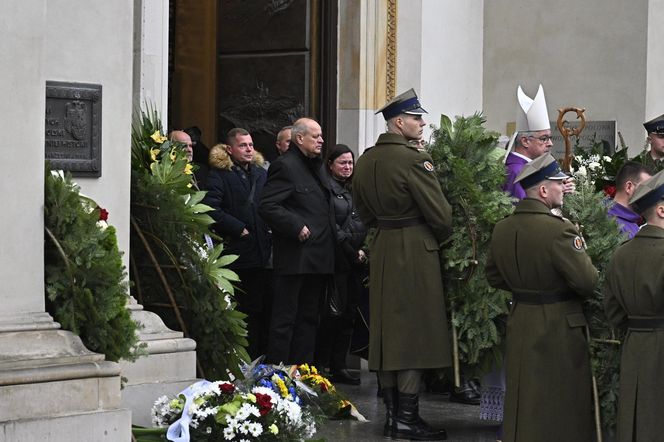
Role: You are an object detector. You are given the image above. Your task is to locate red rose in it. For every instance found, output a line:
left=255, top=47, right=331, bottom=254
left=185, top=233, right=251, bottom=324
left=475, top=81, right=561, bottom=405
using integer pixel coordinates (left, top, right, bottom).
left=98, top=207, right=109, bottom=222
left=254, top=393, right=273, bottom=416
left=218, top=382, right=235, bottom=394
left=603, top=185, right=616, bottom=198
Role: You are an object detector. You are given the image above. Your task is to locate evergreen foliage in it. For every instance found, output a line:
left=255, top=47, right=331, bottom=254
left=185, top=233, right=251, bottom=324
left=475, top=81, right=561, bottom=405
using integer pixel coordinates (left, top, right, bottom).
left=44, top=168, right=140, bottom=362
left=130, top=106, right=249, bottom=380
left=562, top=173, right=626, bottom=433
left=428, top=113, right=514, bottom=373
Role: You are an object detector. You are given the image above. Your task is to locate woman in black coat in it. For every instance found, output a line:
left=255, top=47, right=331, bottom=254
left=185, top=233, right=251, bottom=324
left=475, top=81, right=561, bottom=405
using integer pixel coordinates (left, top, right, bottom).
left=315, top=144, right=367, bottom=384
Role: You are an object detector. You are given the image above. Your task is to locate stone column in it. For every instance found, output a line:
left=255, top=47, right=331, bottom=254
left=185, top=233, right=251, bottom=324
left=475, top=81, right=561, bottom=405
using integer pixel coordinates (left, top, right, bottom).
left=337, top=0, right=392, bottom=155
left=121, top=1, right=199, bottom=427
left=0, top=1, right=130, bottom=440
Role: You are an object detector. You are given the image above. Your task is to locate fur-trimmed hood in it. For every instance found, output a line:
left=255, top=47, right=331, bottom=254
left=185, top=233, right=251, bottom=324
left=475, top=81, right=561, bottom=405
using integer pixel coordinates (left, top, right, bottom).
left=208, top=143, right=266, bottom=171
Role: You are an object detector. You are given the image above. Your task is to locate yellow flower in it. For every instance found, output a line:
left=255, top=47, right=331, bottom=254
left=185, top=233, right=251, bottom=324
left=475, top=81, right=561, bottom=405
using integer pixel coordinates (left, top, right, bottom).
left=170, top=149, right=176, bottom=161
left=269, top=424, right=279, bottom=435
left=275, top=377, right=289, bottom=398
left=150, top=130, right=167, bottom=144
left=311, top=365, right=319, bottom=375
left=184, top=163, right=193, bottom=175
left=187, top=183, right=192, bottom=188
left=246, top=393, right=256, bottom=403
left=150, top=148, right=160, bottom=162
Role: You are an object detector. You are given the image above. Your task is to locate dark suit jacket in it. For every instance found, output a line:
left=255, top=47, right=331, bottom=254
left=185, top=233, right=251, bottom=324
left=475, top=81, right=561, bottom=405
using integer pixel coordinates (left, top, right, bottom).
left=203, top=145, right=271, bottom=269
left=259, top=144, right=335, bottom=275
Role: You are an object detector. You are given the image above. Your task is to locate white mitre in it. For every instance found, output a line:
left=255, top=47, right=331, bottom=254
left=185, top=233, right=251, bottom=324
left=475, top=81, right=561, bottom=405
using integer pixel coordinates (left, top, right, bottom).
left=504, top=84, right=550, bottom=160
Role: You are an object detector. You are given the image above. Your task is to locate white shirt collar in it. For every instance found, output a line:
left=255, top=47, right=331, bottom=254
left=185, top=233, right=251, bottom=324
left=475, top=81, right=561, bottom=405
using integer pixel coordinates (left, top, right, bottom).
left=510, top=151, right=531, bottom=162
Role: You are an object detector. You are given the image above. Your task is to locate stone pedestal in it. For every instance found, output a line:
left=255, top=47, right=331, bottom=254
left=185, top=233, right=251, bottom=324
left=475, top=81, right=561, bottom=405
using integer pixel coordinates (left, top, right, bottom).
left=120, top=300, right=197, bottom=427
left=0, top=314, right=131, bottom=442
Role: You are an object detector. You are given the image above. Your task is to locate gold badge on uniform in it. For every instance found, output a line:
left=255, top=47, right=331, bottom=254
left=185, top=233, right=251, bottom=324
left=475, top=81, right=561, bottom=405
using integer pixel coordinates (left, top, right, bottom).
left=423, top=161, right=434, bottom=172
left=573, top=236, right=584, bottom=250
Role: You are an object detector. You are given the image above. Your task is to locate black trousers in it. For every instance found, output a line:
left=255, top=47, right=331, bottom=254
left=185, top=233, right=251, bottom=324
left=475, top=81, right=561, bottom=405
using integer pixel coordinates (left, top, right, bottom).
left=234, top=268, right=272, bottom=361
left=266, top=273, right=326, bottom=365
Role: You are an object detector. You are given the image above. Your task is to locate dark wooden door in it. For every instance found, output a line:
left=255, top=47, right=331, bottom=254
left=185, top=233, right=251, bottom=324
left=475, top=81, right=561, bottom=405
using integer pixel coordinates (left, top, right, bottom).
left=170, top=0, right=337, bottom=162
left=216, top=0, right=337, bottom=162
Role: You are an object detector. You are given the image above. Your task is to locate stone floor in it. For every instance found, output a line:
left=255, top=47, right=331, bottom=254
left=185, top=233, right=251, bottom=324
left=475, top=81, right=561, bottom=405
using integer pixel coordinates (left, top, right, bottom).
left=314, top=370, right=500, bottom=441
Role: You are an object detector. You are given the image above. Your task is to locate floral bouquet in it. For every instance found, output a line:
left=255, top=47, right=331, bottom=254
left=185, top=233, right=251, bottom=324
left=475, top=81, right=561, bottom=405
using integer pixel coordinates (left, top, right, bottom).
left=149, top=361, right=366, bottom=441
left=296, top=364, right=364, bottom=421
left=570, top=135, right=628, bottom=197
left=152, top=379, right=317, bottom=441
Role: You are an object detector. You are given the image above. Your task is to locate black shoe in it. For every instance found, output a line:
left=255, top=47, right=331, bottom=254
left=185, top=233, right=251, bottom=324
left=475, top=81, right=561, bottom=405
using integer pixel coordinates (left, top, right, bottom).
left=450, top=380, right=481, bottom=405
left=392, top=393, right=447, bottom=440
left=330, top=368, right=361, bottom=385
left=469, top=378, right=482, bottom=395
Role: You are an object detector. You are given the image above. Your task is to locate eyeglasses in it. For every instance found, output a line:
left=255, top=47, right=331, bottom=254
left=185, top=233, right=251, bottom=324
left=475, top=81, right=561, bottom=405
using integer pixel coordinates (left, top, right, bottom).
left=528, top=135, right=553, bottom=143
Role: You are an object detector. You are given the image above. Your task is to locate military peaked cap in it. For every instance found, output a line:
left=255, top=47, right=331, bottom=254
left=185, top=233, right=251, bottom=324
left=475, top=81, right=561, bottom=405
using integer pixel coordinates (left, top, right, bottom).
left=515, top=153, right=568, bottom=189
left=376, top=88, right=428, bottom=120
left=629, top=169, right=664, bottom=214
left=644, top=114, right=664, bottom=134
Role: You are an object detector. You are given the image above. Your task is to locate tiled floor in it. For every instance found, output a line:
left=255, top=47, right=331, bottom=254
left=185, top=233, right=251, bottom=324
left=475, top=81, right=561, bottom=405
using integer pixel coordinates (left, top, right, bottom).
left=314, top=370, right=499, bottom=441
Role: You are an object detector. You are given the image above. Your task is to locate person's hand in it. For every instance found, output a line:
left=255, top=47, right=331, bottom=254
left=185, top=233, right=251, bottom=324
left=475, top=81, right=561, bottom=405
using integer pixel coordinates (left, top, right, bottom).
left=240, top=228, right=250, bottom=237
left=563, top=178, right=576, bottom=195
left=358, top=249, right=367, bottom=263
left=298, top=226, right=311, bottom=242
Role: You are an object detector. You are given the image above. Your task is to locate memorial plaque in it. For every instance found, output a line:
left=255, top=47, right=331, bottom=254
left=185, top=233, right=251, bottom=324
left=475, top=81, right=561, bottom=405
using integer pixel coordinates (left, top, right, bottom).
left=550, top=120, right=616, bottom=159
left=507, top=120, right=617, bottom=159
left=45, top=81, right=102, bottom=177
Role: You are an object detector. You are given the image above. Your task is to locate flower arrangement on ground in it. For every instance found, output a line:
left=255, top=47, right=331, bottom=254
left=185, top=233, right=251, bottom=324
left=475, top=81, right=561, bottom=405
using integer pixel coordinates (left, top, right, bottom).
left=148, top=362, right=365, bottom=441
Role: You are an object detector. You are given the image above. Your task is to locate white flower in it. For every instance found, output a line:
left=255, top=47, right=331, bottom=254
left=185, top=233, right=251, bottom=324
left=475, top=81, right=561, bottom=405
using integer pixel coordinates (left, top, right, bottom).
left=276, top=398, right=302, bottom=424
left=576, top=166, right=587, bottom=177
left=235, top=403, right=260, bottom=421
left=206, top=427, right=212, bottom=434
left=603, top=156, right=612, bottom=162
left=223, top=426, right=235, bottom=440
left=589, top=154, right=600, bottom=163
left=239, top=421, right=251, bottom=435
left=588, top=161, right=601, bottom=171
left=248, top=422, right=263, bottom=437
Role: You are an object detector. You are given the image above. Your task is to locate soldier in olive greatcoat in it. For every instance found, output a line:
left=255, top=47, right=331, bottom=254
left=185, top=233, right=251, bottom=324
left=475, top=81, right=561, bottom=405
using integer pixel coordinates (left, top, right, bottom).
left=604, top=169, right=664, bottom=442
left=353, top=89, right=452, bottom=441
left=486, top=153, right=598, bottom=442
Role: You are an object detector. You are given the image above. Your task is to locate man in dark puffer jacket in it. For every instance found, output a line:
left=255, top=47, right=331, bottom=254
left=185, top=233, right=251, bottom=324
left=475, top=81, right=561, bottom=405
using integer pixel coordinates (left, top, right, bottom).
left=203, top=128, right=272, bottom=359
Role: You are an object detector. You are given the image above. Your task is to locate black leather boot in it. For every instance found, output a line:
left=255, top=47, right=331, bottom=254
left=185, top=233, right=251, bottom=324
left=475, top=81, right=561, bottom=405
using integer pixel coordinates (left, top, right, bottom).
left=382, top=388, right=398, bottom=437
left=392, top=392, right=447, bottom=440
left=450, top=379, right=481, bottom=405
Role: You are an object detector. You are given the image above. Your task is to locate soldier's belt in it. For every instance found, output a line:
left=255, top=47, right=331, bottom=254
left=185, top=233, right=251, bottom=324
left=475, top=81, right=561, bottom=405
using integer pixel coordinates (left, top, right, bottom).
left=376, top=216, right=425, bottom=229
left=512, top=291, right=575, bottom=304
left=627, top=316, right=664, bottom=330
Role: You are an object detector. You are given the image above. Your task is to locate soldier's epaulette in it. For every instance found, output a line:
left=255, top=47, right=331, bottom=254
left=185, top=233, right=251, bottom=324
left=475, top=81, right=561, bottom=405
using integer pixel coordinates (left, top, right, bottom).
left=546, top=209, right=568, bottom=223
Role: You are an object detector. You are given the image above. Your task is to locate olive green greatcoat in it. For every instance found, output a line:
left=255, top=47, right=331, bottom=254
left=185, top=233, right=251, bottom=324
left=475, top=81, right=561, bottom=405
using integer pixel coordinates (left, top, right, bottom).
left=633, top=150, right=664, bottom=173
left=352, top=132, right=453, bottom=371
left=486, top=198, right=598, bottom=442
left=603, top=225, right=664, bottom=442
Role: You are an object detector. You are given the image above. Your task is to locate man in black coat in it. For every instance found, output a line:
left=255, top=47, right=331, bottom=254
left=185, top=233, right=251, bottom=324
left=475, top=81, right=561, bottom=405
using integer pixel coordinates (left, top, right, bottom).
left=203, top=128, right=272, bottom=359
left=259, top=117, right=335, bottom=364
